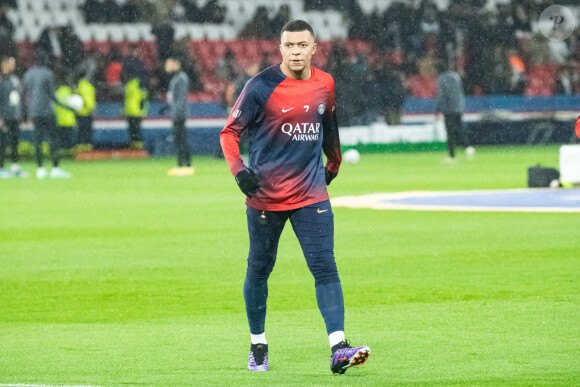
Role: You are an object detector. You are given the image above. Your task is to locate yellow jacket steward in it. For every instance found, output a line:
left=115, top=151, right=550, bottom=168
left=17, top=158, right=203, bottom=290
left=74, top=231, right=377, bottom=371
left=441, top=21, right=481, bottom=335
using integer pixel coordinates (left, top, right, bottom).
left=124, top=78, right=148, bottom=117
left=53, top=85, right=76, bottom=127
left=76, top=78, right=96, bottom=117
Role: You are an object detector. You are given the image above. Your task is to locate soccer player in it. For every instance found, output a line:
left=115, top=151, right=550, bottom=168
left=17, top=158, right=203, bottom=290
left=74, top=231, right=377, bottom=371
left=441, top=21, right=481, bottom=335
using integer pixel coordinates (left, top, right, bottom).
left=0, top=56, right=27, bottom=178
left=220, top=20, right=370, bottom=374
left=22, top=51, right=71, bottom=178
left=436, top=64, right=474, bottom=162
left=163, top=56, right=193, bottom=176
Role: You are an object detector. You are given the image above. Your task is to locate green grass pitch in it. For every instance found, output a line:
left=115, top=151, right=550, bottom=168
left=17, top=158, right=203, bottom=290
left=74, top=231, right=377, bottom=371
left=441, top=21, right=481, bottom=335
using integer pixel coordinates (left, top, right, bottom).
left=1, top=145, right=579, bottom=385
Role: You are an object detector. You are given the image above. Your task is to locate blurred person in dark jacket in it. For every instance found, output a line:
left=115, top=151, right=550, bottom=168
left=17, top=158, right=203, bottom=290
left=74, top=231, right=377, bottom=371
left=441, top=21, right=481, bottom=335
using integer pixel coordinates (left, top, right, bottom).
left=0, top=5, right=16, bottom=57
left=152, top=17, right=175, bottom=61
left=163, top=56, right=193, bottom=175
left=0, top=56, right=26, bottom=178
left=436, top=63, right=474, bottom=162
left=22, top=51, right=74, bottom=178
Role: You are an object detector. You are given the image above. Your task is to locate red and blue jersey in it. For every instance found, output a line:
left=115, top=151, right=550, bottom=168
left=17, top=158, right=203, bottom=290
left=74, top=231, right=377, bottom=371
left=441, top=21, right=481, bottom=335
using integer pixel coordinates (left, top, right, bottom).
left=220, top=64, right=342, bottom=211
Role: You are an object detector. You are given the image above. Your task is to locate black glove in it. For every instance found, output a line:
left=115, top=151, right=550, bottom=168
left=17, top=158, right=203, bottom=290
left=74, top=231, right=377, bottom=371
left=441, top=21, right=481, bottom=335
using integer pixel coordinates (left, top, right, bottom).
left=325, top=168, right=337, bottom=186
left=235, top=169, right=260, bottom=198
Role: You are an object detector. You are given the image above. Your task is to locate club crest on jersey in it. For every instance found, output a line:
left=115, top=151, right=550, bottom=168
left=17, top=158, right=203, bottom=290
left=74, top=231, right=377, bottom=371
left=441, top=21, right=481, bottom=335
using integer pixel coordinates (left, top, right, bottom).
left=281, top=122, right=320, bottom=141
left=232, top=109, right=242, bottom=118
left=318, top=104, right=325, bottom=114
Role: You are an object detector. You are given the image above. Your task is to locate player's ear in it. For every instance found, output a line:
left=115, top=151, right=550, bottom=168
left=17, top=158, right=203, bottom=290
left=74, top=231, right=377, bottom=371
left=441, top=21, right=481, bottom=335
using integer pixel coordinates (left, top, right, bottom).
left=312, top=42, right=317, bottom=55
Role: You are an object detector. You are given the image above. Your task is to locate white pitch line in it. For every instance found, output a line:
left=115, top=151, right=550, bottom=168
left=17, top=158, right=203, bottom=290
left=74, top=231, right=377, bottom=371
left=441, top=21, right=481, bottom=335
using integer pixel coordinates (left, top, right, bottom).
left=0, top=384, right=102, bottom=387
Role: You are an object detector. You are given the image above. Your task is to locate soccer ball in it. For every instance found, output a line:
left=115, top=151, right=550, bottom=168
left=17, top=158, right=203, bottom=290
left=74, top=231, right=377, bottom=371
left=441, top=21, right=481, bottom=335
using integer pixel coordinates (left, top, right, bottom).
left=343, top=149, right=361, bottom=164
left=67, top=95, right=84, bottom=111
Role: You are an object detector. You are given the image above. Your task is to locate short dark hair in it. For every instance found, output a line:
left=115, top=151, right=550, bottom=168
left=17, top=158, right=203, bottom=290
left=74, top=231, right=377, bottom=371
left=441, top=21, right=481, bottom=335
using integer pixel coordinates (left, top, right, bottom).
left=281, top=20, right=314, bottom=39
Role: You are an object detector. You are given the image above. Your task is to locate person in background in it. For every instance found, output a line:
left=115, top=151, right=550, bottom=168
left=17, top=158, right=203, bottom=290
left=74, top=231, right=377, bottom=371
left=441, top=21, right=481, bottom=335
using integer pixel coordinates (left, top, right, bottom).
left=75, top=69, right=97, bottom=151
left=436, top=62, right=474, bottom=162
left=22, top=51, right=73, bottom=178
left=123, top=74, right=148, bottom=150
left=163, top=56, right=192, bottom=176
left=53, top=72, right=77, bottom=158
left=0, top=55, right=26, bottom=178
left=122, top=44, right=149, bottom=150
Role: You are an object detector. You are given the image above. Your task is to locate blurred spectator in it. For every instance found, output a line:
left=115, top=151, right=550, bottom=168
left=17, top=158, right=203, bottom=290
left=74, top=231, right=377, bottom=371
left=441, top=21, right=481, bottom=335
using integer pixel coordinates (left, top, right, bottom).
left=37, top=26, right=62, bottom=62
left=120, top=0, right=140, bottom=23
left=215, top=48, right=237, bottom=81
left=223, top=61, right=260, bottom=110
left=185, top=0, right=202, bottom=23
left=269, top=5, right=291, bottom=39
left=259, top=51, right=273, bottom=72
left=174, top=38, right=203, bottom=92
left=512, top=4, right=532, bottom=39
left=374, top=59, right=407, bottom=125
left=408, top=57, right=438, bottom=98
left=122, top=44, right=149, bottom=88
left=239, top=6, right=270, bottom=39
left=554, top=66, right=574, bottom=95
left=0, top=4, right=16, bottom=57
left=82, top=0, right=104, bottom=23
left=171, top=0, right=186, bottom=22
left=152, top=17, right=175, bottom=61
left=200, top=0, right=225, bottom=24
left=105, top=46, right=123, bottom=87
left=103, top=0, right=120, bottom=23
left=60, top=25, right=84, bottom=72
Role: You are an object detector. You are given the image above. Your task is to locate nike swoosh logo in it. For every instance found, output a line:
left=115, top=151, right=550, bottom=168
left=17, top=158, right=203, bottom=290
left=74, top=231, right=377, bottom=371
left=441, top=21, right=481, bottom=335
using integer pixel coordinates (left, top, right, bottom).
left=282, top=108, right=294, bottom=113
left=317, top=209, right=328, bottom=213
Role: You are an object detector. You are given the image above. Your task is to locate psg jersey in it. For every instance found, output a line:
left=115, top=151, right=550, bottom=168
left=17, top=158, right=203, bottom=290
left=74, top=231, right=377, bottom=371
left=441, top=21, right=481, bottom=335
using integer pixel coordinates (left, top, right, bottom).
left=220, top=64, right=342, bottom=211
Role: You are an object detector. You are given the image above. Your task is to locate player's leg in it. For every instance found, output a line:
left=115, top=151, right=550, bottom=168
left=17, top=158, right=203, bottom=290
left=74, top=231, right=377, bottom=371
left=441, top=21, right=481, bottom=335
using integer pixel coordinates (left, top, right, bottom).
left=48, top=116, right=60, bottom=168
left=0, top=126, right=8, bottom=177
left=444, top=113, right=458, bottom=159
left=48, top=117, right=70, bottom=178
left=127, top=117, right=143, bottom=149
left=6, top=120, right=25, bottom=177
left=77, top=116, right=93, bottom=148
left=32, top=117, right=47, bottom=178
left=173, top=118, right=191, bottom=167
left=290, top=200, right=370, bottom=374
left=244, top=207, right=289, bottom=371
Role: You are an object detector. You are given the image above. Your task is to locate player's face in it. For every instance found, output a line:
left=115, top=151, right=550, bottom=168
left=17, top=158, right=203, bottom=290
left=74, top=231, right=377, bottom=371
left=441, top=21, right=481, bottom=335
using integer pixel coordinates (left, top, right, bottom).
left=280, top=30, right=316, bottom=74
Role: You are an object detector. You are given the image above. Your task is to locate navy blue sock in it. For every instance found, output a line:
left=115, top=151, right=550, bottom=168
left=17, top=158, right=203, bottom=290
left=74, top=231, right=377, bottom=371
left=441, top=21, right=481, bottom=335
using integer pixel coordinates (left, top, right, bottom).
left=315, top=281, right=345, bottom=334
left=243, top=275, right=268, bottom=334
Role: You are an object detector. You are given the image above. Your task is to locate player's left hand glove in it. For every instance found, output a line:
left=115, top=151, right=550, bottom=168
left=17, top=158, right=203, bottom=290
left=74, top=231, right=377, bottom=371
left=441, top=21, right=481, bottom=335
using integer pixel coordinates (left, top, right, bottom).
left=235, top=169, right=260, bottom=198
left=325, top=168, right=337, bottom=186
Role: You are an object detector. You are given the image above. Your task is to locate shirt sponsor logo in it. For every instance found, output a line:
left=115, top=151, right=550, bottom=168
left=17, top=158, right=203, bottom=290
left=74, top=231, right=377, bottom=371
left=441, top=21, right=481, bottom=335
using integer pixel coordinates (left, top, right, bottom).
left=232, top=109, right=242, bottom=118
left=318, top=104, right=325, bottom=114
left=281, top=122, right=320, bottom=141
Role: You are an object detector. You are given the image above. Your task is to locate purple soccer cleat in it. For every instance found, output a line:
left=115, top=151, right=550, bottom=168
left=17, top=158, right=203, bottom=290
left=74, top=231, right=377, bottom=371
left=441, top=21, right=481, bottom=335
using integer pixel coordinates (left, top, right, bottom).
left=330, top=340, right=370, bottom=374
left=248, top=343, right=269, bottom=371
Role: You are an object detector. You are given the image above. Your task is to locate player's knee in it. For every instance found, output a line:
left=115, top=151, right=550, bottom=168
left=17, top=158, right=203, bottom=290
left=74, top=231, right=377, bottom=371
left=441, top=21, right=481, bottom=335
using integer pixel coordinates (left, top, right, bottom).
left=309, top=258, right=339, bottom=286
left=246, top=258, right=275, bottom=281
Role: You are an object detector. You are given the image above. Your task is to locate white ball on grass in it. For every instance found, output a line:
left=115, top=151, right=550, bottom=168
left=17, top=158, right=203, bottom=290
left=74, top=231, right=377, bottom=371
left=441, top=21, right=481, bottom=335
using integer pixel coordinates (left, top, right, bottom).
left=343, top=149, right=361, bottom=164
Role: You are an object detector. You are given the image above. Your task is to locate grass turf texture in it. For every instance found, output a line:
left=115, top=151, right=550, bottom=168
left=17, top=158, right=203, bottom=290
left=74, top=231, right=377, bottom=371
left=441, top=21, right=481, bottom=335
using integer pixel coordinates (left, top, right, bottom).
left=1, top=145, right=579, bottom=385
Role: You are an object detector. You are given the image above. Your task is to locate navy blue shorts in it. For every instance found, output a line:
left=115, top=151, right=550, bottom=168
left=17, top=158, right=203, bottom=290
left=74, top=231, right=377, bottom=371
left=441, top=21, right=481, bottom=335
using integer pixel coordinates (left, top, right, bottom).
left=245, top=200, right=340, bottom=286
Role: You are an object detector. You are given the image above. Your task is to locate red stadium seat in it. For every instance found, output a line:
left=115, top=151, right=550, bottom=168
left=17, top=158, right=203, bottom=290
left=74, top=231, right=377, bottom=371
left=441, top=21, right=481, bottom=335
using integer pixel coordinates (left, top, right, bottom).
left=524, top=64, right=559, bottom=96
left=407, top=75, right=437, bottom=98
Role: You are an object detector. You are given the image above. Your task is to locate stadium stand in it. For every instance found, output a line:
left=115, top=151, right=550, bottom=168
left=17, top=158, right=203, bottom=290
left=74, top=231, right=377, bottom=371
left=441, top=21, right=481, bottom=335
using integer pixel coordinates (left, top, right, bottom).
left=3, top=0, right=580, bottom=104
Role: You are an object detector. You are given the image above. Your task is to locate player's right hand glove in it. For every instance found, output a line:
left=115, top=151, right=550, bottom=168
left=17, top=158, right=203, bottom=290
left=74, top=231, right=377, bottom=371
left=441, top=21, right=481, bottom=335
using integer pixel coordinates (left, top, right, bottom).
left=235, top=169, right=260, bottom=198
left=325, top=168, right=337, bottom=186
